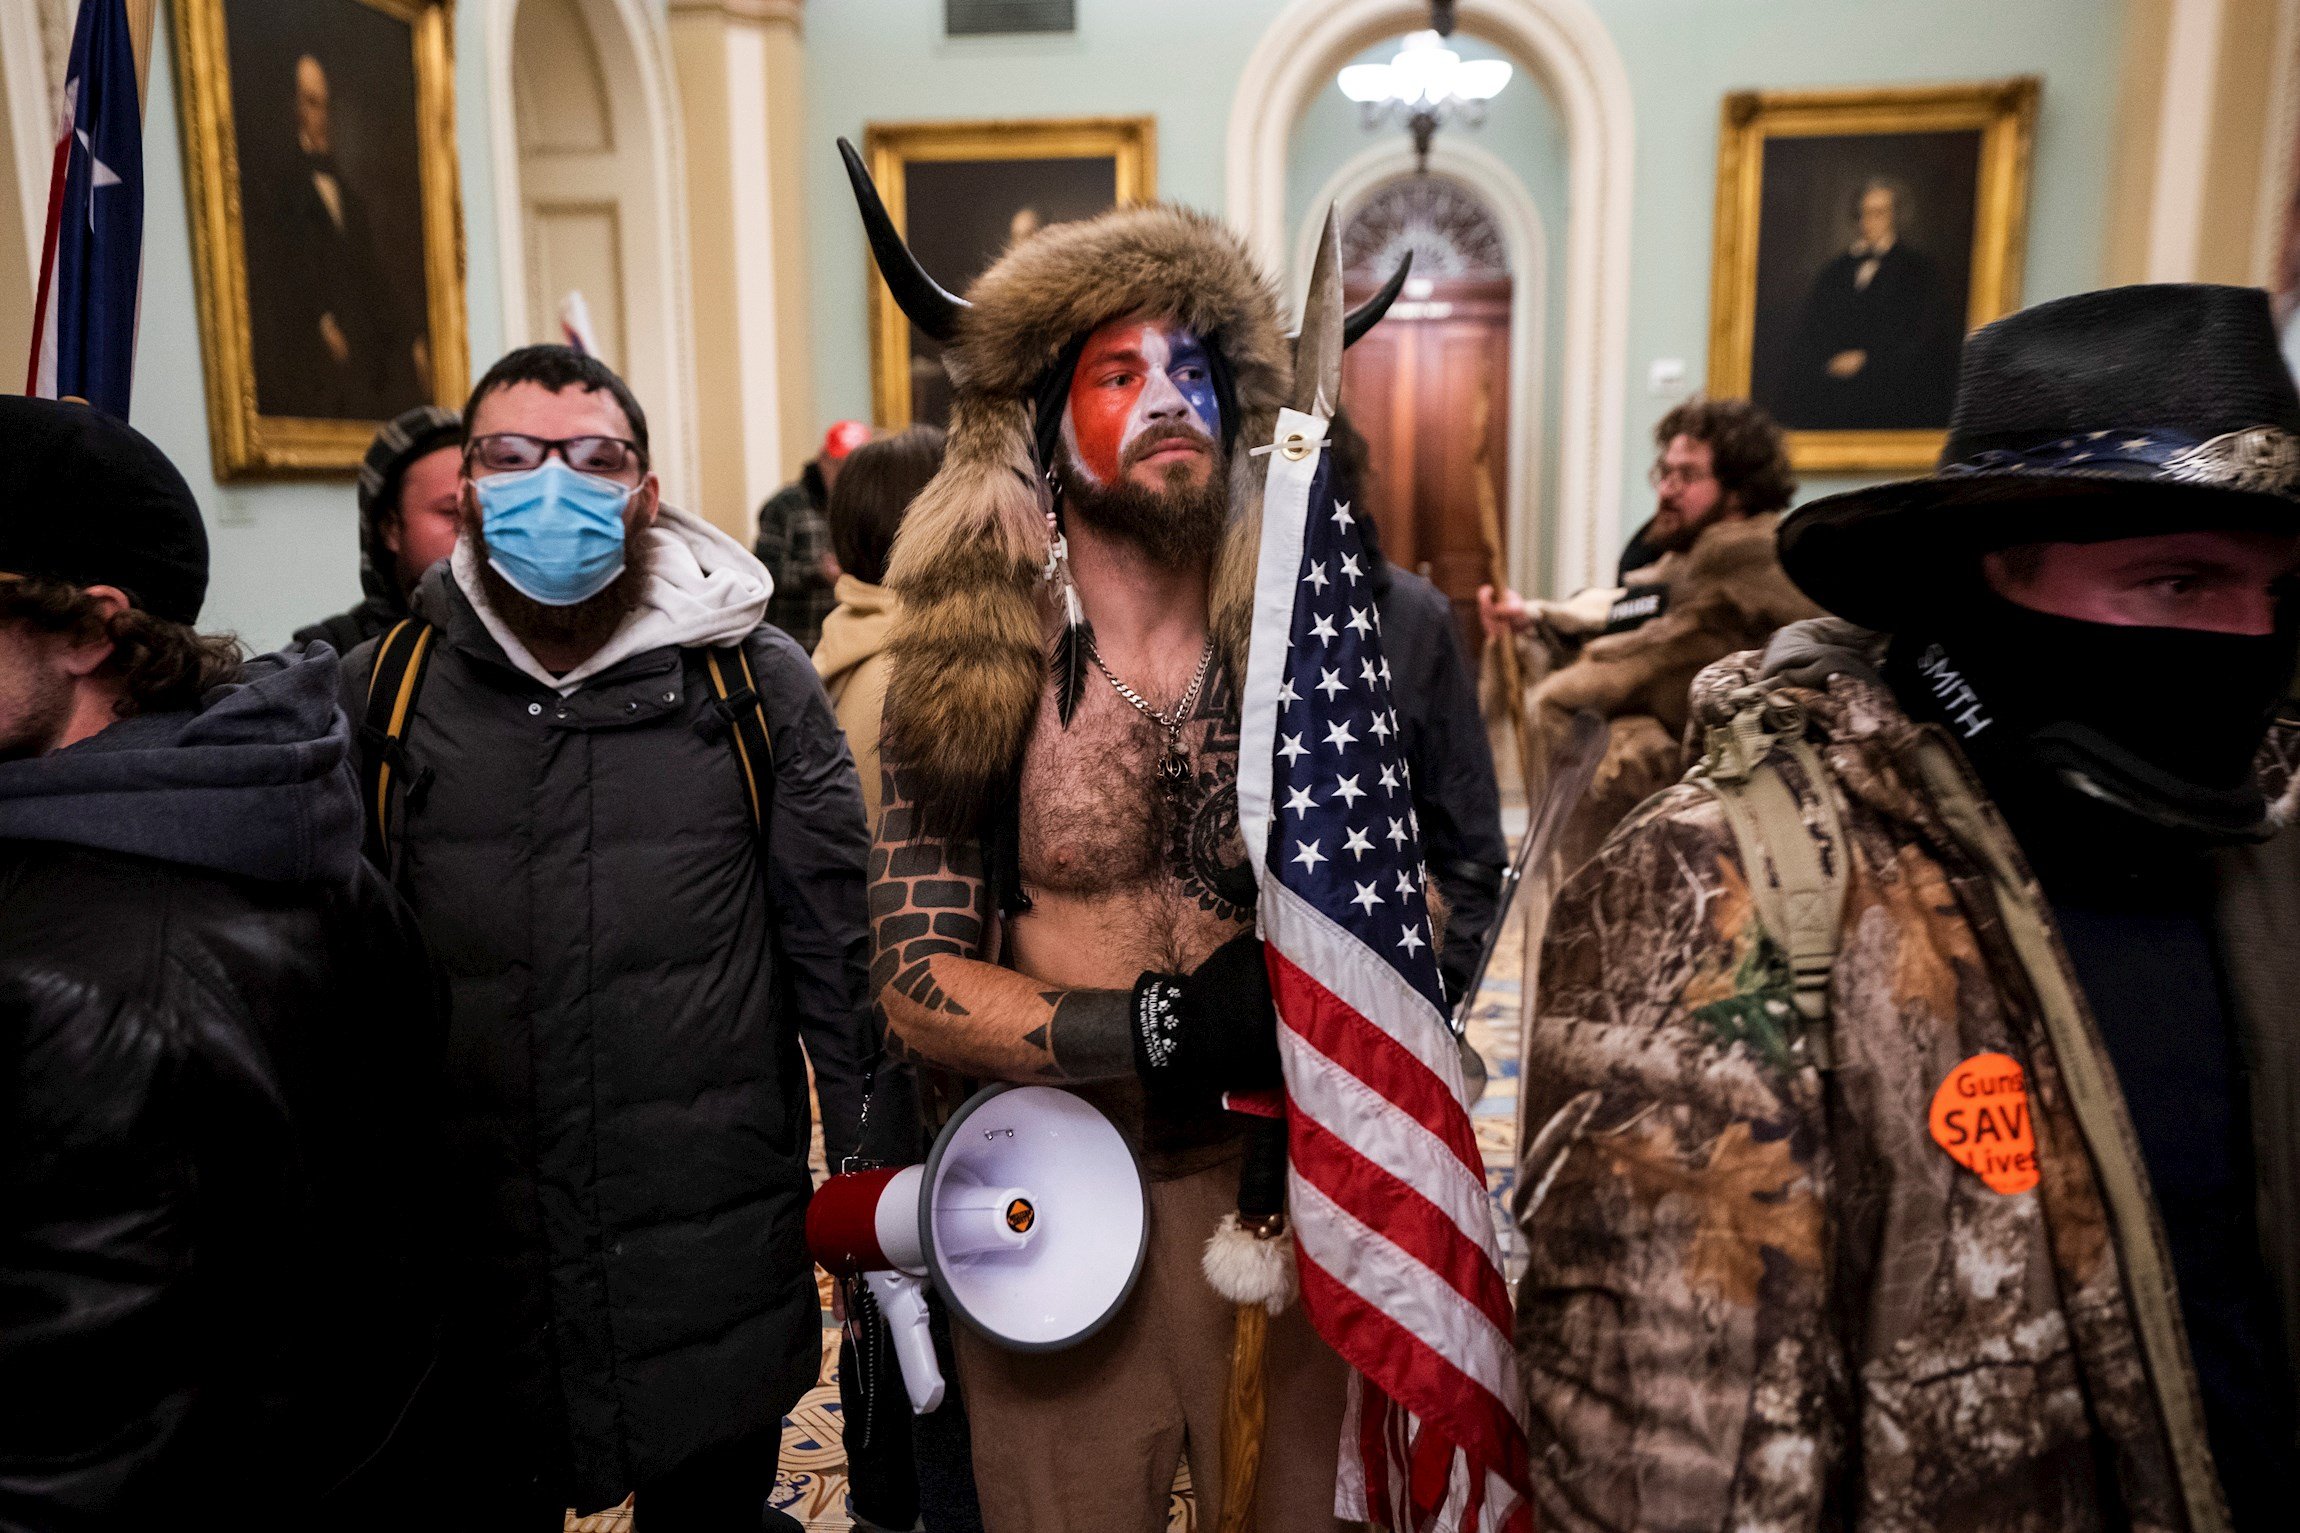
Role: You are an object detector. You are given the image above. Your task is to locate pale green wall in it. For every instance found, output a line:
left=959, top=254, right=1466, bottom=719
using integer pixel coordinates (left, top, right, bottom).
left=803, top=0, right=2126, bottom=579
left=802, top=0, right=1273, bottom=432
left=127, top=0, right=2128, bottom=648
left=131, top=1, right=506, bottom=654
left=1599, top=0, right=2125, bottom=522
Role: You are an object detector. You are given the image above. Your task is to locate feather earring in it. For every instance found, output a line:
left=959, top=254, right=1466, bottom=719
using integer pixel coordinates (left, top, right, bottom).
left=1042, top=483, right=1093, bottom=726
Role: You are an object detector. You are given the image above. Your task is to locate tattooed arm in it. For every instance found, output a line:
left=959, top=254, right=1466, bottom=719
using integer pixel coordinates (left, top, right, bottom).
left=869, top=768, right=1135, bottom=1083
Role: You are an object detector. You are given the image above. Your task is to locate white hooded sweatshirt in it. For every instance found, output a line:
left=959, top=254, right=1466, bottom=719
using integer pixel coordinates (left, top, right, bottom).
left=451, top=503, right=774, bottom=696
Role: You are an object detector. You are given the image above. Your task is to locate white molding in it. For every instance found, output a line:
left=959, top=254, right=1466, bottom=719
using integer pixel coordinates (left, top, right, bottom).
left=722, top=20, right=784, bottom=511
left=0, top=1, right=54, bottom=283
left=1227, top=0, right=1633, bottom=593
left=484, top=0, right=701, bottom=505
left=666, top=0, right=804, bottom=24
left=485, top=0, right=526, bottom=349
left=2252, top=0, right=2300, bottom=288
left=1292, top=142, right=1548, bottom=600
left=2149, top=0, right=2227, bottom=281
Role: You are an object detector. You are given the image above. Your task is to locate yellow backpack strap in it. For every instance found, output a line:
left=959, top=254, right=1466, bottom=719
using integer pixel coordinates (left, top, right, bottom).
left=359, top=619, right=436, bottom=871
left=1693, top=689, right=1850, bottom=1064
left=702, top=644, right=776, bottom=844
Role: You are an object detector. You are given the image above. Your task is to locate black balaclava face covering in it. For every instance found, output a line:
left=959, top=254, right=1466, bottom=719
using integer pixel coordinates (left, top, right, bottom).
left=1888, top=581, right=2299, bottom=866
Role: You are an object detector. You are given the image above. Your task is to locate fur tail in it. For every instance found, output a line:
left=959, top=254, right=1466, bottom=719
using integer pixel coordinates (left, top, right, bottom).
left=1203, top=1213, right=1297, bottom=1315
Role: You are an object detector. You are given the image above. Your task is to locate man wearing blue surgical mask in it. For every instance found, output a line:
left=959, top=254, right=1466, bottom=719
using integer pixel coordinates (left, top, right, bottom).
left=338, top=347, right=911, bottom=1531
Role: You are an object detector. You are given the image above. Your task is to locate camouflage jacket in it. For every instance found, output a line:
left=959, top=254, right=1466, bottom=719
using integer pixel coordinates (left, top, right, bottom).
left=1515, top=622, right=2300, bottom=1533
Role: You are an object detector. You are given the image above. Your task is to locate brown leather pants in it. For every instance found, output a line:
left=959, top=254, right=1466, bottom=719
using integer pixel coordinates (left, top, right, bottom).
left=953, top=1156, right=1352, bottom=1532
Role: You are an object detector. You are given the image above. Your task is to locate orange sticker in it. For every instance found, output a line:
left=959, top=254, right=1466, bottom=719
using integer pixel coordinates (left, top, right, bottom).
left=1927, top=1052, right=2040, bottom=1195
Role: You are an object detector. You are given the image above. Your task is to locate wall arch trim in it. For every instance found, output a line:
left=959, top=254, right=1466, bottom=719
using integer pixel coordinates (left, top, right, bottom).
left=485, top=0, right=700, bottom=504
left=1293, top=141, right=1548, bottom=597
left=1229, top=0, right=1633, bottom=592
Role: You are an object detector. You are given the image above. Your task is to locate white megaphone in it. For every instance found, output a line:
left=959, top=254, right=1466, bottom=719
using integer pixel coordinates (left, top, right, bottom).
left=806, top=1084, right=1148, bottom=1414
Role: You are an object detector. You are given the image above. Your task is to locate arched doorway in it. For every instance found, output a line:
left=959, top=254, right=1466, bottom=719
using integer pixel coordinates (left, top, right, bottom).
left=1229, top=0, right=1633, bottom=595
left=488, top=0, right=698, bottom=506
left=1337, top=174, right=1513, bottom=656
left=1297, top=135, right=1550, bottom=600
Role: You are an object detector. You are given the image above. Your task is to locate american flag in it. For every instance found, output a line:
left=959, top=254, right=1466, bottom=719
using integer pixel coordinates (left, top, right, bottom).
left=1238, top=409, right=1531, bottom=1531
left=27, top=0, right=143, bottom=417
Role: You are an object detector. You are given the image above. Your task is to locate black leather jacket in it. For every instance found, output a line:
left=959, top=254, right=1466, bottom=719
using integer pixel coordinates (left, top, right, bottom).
left=0, top=842, right=446, bottom=1526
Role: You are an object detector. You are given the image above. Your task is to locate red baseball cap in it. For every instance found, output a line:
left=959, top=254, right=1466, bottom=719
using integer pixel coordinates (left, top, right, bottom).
left=822, top=420, right=872, bottom=461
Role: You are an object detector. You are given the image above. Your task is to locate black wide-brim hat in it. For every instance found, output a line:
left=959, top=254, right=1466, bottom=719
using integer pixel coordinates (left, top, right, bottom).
left=1779, top=284, right=2300, bottom=631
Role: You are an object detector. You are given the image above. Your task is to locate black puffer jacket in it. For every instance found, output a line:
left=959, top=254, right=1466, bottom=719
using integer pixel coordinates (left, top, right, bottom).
left=342, top=560, right=885, bottom=1510
left=0, top=649, right=446, bottom=1530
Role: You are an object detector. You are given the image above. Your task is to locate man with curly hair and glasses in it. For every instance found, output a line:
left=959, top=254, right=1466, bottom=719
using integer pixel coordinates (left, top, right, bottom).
left=1479, top=395, right=1817, bottom=874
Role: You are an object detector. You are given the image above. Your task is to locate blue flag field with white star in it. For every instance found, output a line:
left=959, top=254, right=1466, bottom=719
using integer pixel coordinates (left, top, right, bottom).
left=29, top=0, right=144, bottom=418
left=1255, top=446, right=1448, bottom=1011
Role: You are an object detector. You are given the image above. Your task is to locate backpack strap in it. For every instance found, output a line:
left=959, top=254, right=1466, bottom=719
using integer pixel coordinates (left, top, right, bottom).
left=360, top=618, right=437, bottom=871
left=702, top=643, right=775, bottom=845
left=1690, top=687, right=1850, bottom=1064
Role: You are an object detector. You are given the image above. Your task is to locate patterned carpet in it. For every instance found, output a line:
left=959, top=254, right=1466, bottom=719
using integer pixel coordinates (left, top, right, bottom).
left=568, top=914, right=1529, bottom=1532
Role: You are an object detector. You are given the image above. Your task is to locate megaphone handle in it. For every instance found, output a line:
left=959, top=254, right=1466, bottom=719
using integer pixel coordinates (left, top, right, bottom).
left=863, top=1269, right=947, bottom=1415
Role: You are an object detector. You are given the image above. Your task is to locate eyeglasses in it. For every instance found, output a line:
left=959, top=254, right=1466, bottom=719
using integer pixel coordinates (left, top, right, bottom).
left=467, top=433, right=645, bottom=477
left=1648, top=461, right=1714, bottom=490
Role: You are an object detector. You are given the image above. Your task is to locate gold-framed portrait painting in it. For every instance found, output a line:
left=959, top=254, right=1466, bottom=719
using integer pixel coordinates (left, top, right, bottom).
left=864, top=117, right=1155, bottom=429
left=1707, top=78, right=2038, bottom=472
left=172, top=0, right=468, bottom=478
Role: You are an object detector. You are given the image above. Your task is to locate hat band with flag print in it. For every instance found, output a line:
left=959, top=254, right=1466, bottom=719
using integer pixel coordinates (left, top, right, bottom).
left=1940, top=424, right=2300, bottom=495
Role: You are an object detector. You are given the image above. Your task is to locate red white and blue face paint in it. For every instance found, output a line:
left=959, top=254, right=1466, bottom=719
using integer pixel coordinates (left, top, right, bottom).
left=1061, top=318, right=1222, bottom=487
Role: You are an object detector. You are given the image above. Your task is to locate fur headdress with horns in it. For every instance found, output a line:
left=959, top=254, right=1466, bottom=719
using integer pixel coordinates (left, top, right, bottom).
left=840, top=141, right=1405, bottom=834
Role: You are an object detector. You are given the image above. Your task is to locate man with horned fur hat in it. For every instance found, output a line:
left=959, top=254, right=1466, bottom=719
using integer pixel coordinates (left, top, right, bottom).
left=841, top=143, right=1405, bottom=1528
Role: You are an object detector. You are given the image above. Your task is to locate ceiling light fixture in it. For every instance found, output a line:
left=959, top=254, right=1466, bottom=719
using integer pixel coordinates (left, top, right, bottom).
left=1338, top=30, right=1513, bottom=172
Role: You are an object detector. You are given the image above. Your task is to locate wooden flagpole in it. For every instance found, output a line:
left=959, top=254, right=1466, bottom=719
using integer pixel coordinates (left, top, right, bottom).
left=1471, top=375, right=1539, bottom=803
left=126, top=0, right=157, bottom=110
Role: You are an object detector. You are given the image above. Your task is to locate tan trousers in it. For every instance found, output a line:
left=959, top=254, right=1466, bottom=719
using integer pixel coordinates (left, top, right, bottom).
left=954, top=1156, right=1352, bottom=1533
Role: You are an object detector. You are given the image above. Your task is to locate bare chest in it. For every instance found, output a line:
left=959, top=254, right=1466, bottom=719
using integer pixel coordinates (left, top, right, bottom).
left=1011, top=676, right=1254, bottom=978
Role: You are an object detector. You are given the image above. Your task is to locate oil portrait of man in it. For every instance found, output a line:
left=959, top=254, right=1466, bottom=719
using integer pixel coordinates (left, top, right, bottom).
left=1746, top=129, right=1984, bottom=437
left=227, top=1, right=435, bottom=424
left=1778, top=177, right=1960, bottom=429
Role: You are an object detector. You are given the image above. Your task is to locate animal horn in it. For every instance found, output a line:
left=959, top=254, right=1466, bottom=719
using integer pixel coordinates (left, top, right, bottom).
left=838, top=137, right=968, bottom=346
left=1342, top=253, right=1413, bottom=347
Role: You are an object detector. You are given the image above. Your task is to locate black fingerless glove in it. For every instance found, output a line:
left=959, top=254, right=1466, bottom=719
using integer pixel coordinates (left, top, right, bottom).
left=1130, top=929, right=1282, bottom=1095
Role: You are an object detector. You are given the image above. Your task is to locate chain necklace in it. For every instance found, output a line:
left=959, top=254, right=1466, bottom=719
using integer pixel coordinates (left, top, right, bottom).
left=1087, top=633, right=1216, bottom=792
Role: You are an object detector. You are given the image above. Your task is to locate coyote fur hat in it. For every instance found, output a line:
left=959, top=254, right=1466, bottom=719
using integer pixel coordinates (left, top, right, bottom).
left=840, top=141, right=1404, bottom=834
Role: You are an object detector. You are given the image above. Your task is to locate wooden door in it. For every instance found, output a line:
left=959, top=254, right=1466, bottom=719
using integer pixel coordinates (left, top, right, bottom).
left=1342, top=277, right=1512, bottom=663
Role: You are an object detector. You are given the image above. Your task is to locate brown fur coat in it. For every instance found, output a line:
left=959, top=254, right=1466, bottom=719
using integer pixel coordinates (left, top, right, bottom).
left=1516, top=512, right=1821, bottom=872
left=880, top=204, right=1290, bottom=833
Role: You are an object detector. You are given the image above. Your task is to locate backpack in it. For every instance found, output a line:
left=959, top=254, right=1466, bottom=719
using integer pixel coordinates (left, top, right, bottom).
left=1686, top=684, right=1852, bottom=1065
left=356, top=618, right=778, bottom=870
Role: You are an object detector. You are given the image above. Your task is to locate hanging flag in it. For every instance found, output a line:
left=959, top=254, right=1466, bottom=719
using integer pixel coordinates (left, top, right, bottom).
left=1237, top=409, right=1531, bottom=1532
left=27, top=0, right=145, bottom=418
left=558, top=290, right=600, bottom=357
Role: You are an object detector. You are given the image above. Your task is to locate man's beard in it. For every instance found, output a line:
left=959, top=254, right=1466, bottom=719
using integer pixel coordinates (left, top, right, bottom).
left=470, top=519, right=655, bottom=661
left=1062, top=425, right=1230, bottom=568
left=1647, top=497, right=1726, bottom=556
left=0, top=651, right=74, bottom=764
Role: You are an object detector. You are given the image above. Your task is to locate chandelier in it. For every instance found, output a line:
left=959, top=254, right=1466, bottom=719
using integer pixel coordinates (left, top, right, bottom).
left=1338, top=30, right=1513, bottom=172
